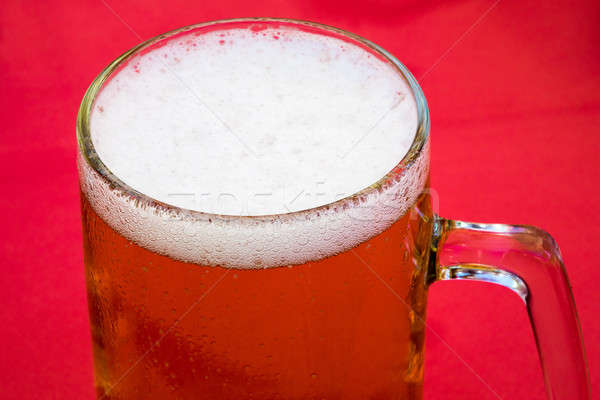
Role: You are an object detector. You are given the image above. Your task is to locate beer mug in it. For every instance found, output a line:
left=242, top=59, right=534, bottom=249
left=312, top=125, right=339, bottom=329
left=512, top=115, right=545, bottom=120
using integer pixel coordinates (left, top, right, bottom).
left=77, top=18, right=590, bottom=399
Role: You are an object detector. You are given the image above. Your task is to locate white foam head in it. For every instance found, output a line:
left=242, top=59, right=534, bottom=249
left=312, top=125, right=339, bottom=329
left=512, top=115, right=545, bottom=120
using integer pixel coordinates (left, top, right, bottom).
left=79, top=21, right=429, bottom=268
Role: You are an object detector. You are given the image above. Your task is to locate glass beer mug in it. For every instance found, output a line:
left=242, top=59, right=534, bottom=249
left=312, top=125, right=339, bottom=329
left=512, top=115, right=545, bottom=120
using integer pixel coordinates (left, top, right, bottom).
left=77, top=18, right=590, bottom=399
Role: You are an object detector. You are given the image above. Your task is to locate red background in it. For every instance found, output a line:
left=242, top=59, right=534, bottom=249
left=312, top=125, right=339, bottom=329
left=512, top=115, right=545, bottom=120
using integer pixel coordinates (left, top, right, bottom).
left=1, top=0, right=598, bottom=398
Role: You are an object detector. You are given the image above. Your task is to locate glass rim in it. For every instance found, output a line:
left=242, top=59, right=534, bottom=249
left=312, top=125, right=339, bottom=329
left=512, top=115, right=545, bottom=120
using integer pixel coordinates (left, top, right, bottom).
left=76, top=17, right=430, bottom=220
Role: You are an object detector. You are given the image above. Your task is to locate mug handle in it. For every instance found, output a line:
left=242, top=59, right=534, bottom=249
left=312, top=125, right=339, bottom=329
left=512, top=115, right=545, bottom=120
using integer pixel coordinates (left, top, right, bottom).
left=429, top=217, right=591, bottom=399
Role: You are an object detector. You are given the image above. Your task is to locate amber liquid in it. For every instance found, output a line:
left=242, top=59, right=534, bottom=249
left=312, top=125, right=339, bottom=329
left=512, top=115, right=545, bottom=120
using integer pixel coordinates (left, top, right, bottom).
left=81, top=192, right=433, bottom=399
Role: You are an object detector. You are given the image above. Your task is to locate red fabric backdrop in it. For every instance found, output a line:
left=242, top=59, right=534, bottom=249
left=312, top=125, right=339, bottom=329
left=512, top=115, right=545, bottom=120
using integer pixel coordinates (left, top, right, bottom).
left=1, top=0, right=598, bottom=398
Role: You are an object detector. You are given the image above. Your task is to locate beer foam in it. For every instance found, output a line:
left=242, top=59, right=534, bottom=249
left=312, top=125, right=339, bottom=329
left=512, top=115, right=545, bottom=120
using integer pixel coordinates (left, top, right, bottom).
left=80, top=24, right=429, bottom=268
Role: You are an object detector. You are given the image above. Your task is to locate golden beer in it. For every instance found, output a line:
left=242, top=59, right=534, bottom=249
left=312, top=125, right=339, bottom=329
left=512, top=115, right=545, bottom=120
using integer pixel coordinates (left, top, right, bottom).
left=81, top=190, right=432, bottom=399
left=78, top=17, right=434, bottom=399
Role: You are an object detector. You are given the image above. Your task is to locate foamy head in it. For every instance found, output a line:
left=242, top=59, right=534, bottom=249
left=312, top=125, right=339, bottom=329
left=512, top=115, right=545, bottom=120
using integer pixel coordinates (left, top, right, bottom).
left=78, top=20, right=429, bottom=268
